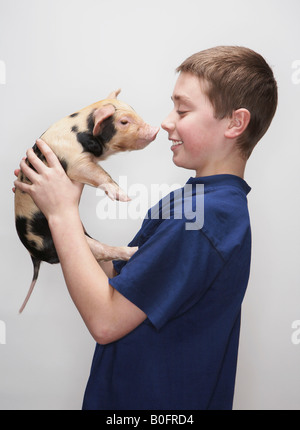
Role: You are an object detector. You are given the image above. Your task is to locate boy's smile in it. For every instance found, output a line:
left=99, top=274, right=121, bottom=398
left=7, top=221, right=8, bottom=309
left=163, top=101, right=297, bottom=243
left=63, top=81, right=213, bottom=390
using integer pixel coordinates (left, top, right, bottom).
left=161, top=72, right=237, bottom=177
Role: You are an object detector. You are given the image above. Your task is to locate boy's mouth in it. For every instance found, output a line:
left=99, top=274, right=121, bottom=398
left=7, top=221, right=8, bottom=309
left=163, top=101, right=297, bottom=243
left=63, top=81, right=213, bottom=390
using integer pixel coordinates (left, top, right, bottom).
left=170, top=139, right=184, bottom=149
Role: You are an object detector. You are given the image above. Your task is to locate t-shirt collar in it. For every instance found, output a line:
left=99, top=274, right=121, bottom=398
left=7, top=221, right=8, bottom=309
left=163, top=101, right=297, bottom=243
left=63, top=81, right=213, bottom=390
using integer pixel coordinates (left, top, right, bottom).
left=186, top=174, right=251, bottom=195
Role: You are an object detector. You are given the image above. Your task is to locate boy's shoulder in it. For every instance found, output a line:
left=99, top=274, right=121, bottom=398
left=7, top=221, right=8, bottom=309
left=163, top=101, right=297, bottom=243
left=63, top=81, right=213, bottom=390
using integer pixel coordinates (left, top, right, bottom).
left=197, top=174, right=252, bottom=261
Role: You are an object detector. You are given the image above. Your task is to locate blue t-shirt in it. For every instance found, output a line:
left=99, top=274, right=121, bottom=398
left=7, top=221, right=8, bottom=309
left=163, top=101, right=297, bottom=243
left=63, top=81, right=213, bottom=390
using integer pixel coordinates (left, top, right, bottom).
left=82, top=174, right=251, bottom=410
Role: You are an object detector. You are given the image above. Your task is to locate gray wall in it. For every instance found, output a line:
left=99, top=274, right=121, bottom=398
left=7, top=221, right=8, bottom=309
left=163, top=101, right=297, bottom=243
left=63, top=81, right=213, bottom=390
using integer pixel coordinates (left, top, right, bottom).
left=1, top=0, right=299, bottom=410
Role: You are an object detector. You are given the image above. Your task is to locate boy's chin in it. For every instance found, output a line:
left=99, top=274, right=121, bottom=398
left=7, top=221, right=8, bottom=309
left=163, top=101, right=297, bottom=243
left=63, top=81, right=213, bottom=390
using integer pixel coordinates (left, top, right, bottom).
left=172, top=153, right=193, bottom=170
left=172, top=155, right=183, bottom=168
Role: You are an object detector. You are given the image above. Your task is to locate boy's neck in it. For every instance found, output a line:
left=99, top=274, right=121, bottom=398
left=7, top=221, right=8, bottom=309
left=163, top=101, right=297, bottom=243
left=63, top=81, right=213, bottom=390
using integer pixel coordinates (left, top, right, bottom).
left=195, top=157, right=247, bottom=179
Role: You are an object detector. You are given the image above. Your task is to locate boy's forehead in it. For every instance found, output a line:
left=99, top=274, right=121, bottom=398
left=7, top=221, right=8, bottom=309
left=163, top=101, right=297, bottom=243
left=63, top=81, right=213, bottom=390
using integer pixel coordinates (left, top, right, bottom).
left=171, top=94, right=192, bottom=103
left=172, top=72, right=205, bottom=101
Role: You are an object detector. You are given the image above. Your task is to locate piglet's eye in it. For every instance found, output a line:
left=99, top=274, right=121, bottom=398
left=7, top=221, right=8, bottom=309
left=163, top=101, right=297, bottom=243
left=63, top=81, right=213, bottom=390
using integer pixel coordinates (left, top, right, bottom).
left=120, top=119, right=129, bottom=125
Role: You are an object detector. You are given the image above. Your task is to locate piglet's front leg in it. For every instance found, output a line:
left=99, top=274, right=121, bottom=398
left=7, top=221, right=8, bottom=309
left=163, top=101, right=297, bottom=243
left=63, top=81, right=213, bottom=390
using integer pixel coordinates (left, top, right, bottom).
left=68, top=161, right=130, bottom=201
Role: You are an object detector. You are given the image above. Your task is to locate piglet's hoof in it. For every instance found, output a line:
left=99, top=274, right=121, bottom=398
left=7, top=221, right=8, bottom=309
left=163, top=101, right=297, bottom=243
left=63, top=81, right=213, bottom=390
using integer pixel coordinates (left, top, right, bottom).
left=120, top=246, right=138, bottom=260
left=86, top=236, right=138, bottom=262
left=100, top=182, right=130, bottom=202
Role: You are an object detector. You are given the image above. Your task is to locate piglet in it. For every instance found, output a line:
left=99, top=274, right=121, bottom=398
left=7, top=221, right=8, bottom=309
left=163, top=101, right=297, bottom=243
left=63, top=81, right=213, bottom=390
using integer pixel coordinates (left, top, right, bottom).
left=15, top=89, right=159, bottom=312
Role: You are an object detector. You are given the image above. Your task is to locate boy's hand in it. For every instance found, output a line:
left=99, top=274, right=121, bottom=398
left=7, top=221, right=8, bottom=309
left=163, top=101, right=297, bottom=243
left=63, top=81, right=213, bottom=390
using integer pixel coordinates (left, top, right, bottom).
left=14, top=139, right=84, bottom=221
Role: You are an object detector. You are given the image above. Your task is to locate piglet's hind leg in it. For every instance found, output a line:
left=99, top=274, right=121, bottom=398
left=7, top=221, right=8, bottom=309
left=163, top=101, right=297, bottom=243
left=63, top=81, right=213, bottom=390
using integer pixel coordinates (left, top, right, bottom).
left=86, top=236, right=138, bottom=262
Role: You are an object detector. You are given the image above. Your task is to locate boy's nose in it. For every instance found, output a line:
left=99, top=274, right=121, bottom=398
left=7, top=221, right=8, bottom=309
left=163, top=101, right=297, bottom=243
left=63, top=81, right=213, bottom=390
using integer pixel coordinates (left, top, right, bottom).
left=161, top=114, right=175, bottom=133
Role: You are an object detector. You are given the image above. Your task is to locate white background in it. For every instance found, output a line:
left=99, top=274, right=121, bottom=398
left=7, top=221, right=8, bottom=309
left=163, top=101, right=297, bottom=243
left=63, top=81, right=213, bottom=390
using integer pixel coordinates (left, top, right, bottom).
left=1, top=0, right=300, bottom=410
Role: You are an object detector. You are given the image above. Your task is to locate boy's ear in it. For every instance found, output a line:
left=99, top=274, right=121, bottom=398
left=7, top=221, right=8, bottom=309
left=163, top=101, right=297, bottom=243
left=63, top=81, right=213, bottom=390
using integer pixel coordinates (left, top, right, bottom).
left=225, top=109, right=251, bottom=139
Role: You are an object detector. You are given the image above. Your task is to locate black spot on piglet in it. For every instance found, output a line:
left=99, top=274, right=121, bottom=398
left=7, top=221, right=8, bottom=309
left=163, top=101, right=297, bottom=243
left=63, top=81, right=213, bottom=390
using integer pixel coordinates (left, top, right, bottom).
left=76, top=113, right=117, bottom=157
left=15, top=213, right=59, bottom=264
left=59, top=158, right=68, bottom=172
left=16, top=216, right=28, bottom=247
left=29, top=212, right=59, bottom=264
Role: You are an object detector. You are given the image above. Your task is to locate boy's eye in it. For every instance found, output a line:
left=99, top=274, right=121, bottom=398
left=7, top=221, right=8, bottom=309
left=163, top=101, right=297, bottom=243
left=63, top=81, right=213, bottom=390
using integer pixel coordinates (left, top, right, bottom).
left=177, top=110, right=188, bottom=116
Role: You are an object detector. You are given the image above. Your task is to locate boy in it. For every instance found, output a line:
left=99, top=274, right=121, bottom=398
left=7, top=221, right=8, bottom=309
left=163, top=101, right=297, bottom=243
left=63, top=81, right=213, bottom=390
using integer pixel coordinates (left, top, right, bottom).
left=14, top=46, right=278, bottom=410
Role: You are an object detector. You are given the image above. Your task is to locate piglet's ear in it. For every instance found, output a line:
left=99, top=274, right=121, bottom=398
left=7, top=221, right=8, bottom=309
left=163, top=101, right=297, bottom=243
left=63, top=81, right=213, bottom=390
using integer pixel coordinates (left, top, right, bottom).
left=107, top=89, right=121, bottom=99
left=93, top=104, right=116, bottom=136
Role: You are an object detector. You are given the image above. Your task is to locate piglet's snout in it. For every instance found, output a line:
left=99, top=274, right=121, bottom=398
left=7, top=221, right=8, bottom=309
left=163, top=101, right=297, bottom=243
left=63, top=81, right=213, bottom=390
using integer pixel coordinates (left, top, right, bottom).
left=136, top=125, right=160, bottom=149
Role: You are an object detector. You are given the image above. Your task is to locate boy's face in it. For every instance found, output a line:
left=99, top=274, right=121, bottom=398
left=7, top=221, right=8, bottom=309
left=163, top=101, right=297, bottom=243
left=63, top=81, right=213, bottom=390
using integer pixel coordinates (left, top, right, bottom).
left=161, top=72, right=230, bottom=176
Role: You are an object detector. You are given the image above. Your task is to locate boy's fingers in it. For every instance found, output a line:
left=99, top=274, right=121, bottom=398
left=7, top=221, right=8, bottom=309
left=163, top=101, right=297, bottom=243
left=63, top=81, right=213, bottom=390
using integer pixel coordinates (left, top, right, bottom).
left=20, top=158, right=39, bottom=183
left=36, top=139, right=60, bottom=168
left=14, top=159, right=25, bottom=177
left=13, top=167, right=22, bottom=192
left=14, top=179, right=31, bottom=195
left=26, top=147, right=47, bottom=174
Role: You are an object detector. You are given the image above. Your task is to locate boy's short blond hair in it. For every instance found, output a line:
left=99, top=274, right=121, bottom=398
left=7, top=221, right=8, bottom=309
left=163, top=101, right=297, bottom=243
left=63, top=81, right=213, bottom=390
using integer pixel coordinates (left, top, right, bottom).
left=177, top=46, right=278, bottom=158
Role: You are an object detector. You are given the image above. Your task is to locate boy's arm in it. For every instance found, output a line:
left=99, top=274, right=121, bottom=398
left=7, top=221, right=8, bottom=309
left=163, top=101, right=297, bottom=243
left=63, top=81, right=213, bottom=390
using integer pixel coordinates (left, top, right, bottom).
left=14, top=140, right=147, bottom=345
left=49, top=211, right=147, bottom=345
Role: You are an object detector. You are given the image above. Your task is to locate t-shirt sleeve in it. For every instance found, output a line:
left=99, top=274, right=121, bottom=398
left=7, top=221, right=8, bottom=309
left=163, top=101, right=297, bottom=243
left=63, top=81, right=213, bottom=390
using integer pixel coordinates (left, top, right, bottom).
left=109, top=218, right=224, bottom=331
